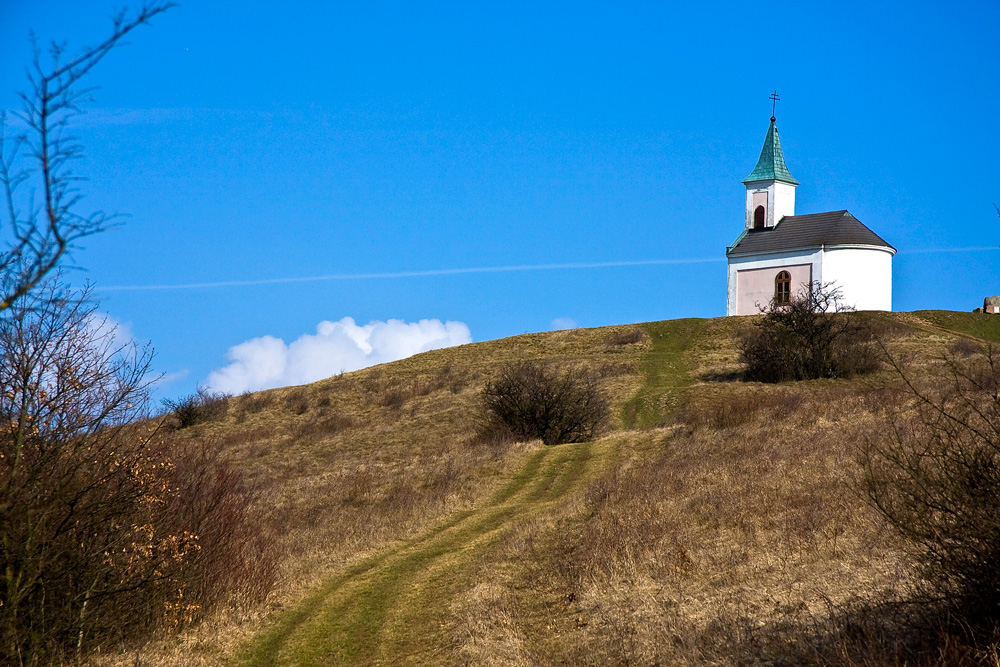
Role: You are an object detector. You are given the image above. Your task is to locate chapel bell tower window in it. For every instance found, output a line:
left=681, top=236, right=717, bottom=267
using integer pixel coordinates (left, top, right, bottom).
left=754, top=206, right=765, bottom=229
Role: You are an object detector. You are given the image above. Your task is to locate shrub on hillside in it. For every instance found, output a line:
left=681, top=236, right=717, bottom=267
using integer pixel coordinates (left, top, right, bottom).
left=603, top=327, right=647, bottom=348
left=480, top=361, right=610, bottom=446
left=861, top=345, right=1000, bottom=637
left=739, top=282, right=880, bottom=382
left=234, top=389, right=275, bottom=421
left=162, top=387, right=231, bottom=428
left=283, top=388, right=311, bottom=415
left=678, top=390, right=805, bottom=430
left=163, top=438, right=279, bottom=616
left=0, top=284, right=277, bottom=663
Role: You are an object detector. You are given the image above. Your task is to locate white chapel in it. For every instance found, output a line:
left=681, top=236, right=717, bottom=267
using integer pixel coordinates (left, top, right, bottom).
left=725, top=112, right=895, bottom=316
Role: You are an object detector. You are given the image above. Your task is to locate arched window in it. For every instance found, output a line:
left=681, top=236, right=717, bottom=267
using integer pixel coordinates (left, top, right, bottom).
left=754, top=206, right=765, bottom=229
left=775, top=271, right=791, bottom=304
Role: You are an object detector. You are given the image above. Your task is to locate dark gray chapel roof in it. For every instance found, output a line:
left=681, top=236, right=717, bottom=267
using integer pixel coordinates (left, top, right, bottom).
left=726, top=210, right=895, bottom=257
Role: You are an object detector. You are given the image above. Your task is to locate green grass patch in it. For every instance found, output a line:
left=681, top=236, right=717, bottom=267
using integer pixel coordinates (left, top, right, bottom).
left=621, top=318, right=706, bottom=429
left=911, top=310, right=1000, bottom=343
left=235, top=440, right=604, bottom=667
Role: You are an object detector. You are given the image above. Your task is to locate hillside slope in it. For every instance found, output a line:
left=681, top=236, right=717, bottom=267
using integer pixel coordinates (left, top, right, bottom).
left=126, top=311, right=1000, bottom=666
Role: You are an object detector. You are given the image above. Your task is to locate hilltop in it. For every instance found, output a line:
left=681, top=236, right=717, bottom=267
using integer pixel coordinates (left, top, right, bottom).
left=124, top=311, right=1000, bottom=666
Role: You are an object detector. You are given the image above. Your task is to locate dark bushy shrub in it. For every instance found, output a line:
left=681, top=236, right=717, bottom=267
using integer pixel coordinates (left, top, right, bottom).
left=162, top=387, right=231, bottom=428
left=604, top=327, right=647, bottom=348
left=480, top=361, right=610, bottom=446
left=950, top=338, right=983, bottom=358
left=739, top=282, right=880, bottom=382
left=283, top=388, right=310, bottom=415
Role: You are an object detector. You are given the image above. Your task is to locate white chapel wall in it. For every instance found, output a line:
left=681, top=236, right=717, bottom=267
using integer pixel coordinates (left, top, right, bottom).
left=821, top=247, right=893, bottom=312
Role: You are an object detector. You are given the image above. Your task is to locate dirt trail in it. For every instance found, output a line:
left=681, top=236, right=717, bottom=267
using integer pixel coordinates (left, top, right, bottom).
left=236, top=437, right=615, bottom=667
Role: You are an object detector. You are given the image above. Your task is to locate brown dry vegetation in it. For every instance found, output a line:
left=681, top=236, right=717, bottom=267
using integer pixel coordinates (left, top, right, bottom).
left=106, top=324, right=642, bottom=665
left=100, top=314, right=1000, bottom=666
left=457, top=389, right=910, bottom=665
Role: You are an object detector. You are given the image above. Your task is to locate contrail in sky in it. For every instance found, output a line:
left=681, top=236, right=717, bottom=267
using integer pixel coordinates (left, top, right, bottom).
left=900, top=246, right=999, bottom=255
left=95, top=246, right=998, bottom=292
left=97, top=257, right=725, bottom=292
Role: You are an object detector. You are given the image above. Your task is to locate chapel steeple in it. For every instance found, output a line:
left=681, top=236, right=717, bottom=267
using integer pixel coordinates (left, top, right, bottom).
left=742, top=93, right=798, bottom=230
left=742, top=118, right=798, bottom=186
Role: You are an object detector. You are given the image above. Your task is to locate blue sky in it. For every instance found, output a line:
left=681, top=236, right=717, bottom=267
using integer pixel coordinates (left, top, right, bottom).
left=2, top=1, right=998, bottom=399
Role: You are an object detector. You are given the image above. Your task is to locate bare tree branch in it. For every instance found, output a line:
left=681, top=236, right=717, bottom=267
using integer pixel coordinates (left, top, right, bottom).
left=0, top=3, right=175, bottom=312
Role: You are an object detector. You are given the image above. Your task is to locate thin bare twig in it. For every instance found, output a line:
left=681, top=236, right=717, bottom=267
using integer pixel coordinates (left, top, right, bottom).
left=0, top=3, right=175, bottom=312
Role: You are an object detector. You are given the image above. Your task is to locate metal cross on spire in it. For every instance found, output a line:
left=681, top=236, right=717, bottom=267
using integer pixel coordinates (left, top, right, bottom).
left=769, top=90, right=780, bottom=121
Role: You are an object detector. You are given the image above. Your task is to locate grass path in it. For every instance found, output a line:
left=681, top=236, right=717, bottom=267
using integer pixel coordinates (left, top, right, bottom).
left=235, top=437, right=617, bottom=667
left=622, top=318, right=705, bottom=428
left=234, top=319, right=702, bottom=666
left=904, top=310, right=1000, bottom=343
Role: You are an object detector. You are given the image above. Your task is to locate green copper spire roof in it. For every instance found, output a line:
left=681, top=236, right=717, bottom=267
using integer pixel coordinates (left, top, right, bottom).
left=742, top=118, right=799, bottom=185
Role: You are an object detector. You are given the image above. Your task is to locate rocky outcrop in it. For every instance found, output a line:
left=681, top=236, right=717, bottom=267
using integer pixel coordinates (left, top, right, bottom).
left=981, top=296, right=1000, bottom=314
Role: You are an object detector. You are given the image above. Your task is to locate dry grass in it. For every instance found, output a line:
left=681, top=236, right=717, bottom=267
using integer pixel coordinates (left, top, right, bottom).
left=97, top=311, right=1000, bottom=666
left=463, top=391, right=909, bottom=665
left=98, top=325, right=644, bottom=666
left=447, top=313, right=1000, bottom=665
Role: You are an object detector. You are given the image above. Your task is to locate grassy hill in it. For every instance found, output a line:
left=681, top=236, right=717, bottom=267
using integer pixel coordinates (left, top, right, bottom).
left=119, top=311, right=1000, bottom=666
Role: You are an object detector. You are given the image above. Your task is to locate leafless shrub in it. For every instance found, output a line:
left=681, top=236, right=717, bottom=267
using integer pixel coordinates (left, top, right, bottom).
left=283, top=388, right=310, bottom=415
left=380, top=388, right=408, bottom=409
left=162, top=438, right=280, bottom=616
left=238, top=390, right=274, bottom=415
left=678, top=390, right=804, bottom=430
left=0, top=283, right=171, bottom=660
left=740, top=282, right=881, bottom=382
left=861, top=345, right=1000, bottom=638
left=162, top=387, right=231, bottom=428
left=950, top=338, right=984, bottom=358
left=480, top=361, right=610, bottom=446
left=603, top=327, right=647, bottom=348
left=0, top=282, right=277, bottom=663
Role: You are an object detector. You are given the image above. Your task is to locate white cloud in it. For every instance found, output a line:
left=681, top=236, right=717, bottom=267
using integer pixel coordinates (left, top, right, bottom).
left=549, top=317, right=579, bottom=331
left=152, top=369, right=190, bottom=387
left=204, top=317, right=472, bottom=394
left=85, top=312, right=138, bottom=351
